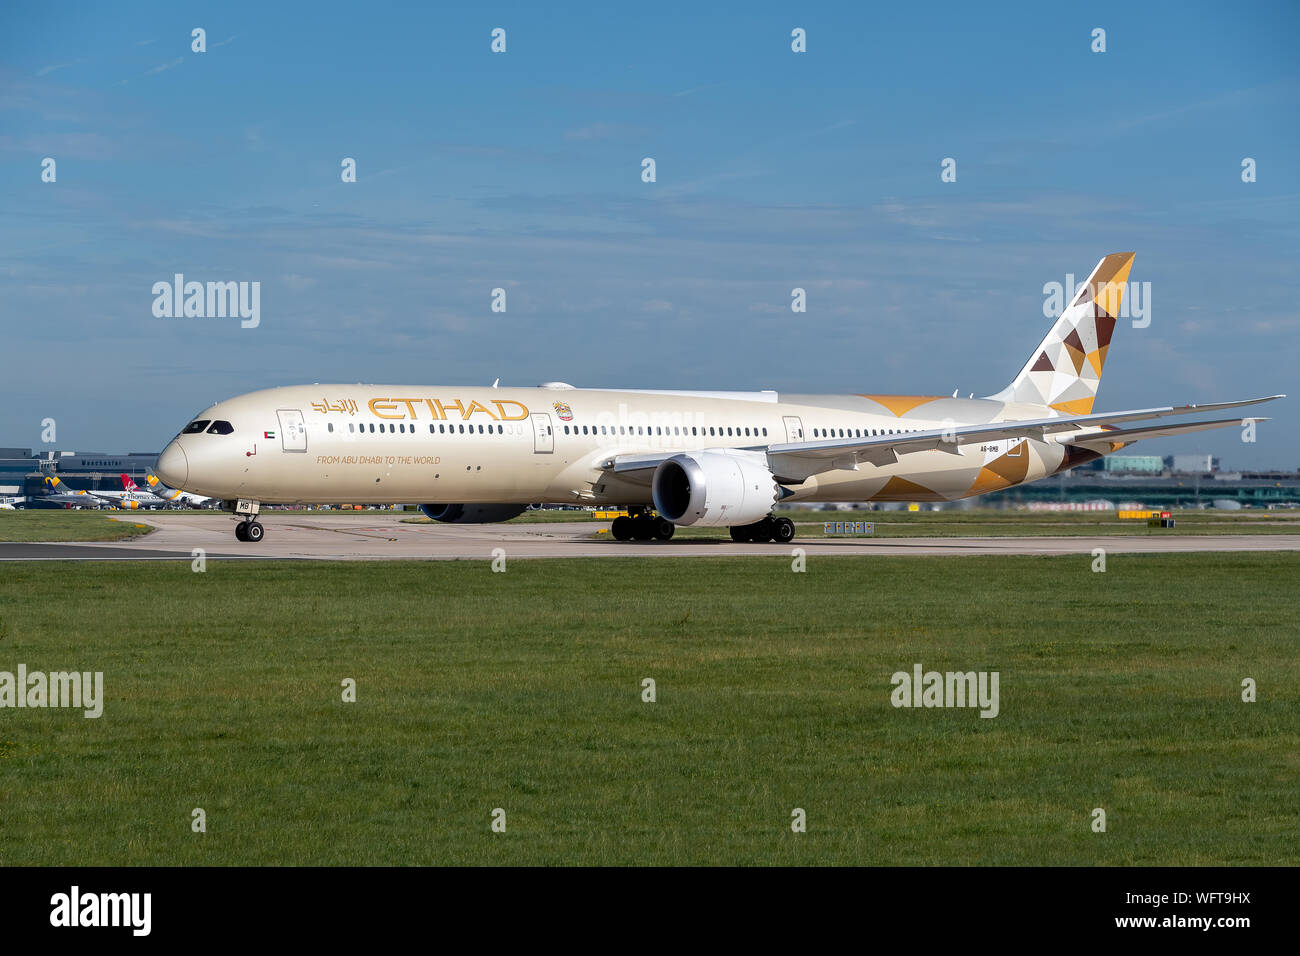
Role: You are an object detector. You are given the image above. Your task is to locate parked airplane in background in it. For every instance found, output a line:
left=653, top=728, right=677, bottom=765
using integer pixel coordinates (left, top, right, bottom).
left=41, top=476, right=105, bottom=508
left=141, top=473, right=213, bottom=508
left=96, top=473, right=212, bottom=509
left=43, top=474, right=163, bottom=510
left=154, top=253, right=1282, bottom=544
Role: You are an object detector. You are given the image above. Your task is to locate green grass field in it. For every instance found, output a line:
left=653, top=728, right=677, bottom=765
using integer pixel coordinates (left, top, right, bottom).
left=0, top=511, right=155, bottom=542
left=0, top=553, right=1295, bottom=865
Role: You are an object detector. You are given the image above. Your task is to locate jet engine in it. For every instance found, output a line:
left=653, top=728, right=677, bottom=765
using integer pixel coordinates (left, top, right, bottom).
left=418, top=503, right=528, bottom=523
left=651, top=451, right=780, bottom=527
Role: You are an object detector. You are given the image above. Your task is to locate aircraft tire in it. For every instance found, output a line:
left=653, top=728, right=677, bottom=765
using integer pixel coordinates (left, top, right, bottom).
left=773, top=517, right=796, bottom=543
left=246, top=521, right=264, bottom=543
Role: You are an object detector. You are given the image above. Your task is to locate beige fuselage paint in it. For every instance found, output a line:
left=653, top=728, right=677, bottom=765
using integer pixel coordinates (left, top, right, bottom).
left=160, top=385, right=1091, bottom=506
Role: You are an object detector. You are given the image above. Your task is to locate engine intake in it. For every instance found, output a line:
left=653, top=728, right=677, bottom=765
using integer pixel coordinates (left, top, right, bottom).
left=652, top=451, right=780, bottom=527
left=418, top=503, right=527, bottom=523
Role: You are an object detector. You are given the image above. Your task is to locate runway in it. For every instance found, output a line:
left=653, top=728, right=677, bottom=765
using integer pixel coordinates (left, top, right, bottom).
left=2, top=512, right=1299, bottom=561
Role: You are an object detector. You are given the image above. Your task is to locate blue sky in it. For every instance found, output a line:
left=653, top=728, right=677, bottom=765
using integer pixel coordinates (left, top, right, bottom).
left=1, top=1, right=1297, bottom=467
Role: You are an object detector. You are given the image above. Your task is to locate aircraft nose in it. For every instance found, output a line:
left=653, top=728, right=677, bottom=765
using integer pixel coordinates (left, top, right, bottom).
left=156, top=441, right=188, bottom=488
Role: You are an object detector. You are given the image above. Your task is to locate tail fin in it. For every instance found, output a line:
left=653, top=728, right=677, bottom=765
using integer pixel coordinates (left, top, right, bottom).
left=145, top=473, right=183, bottom=500
left=121, top=474, right=139, bottom=492
left=45, top=476, right=87, bottom=498
left=989, top=252, right=1135, bottom=415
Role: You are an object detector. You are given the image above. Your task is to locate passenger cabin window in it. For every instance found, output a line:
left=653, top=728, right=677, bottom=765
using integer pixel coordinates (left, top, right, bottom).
left=206, top=420, right=234, bottom=435
left=182, top=420, right=210, bottom=435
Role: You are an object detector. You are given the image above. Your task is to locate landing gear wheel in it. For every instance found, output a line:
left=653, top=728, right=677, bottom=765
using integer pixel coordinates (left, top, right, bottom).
left=632, top=517, right=655, bottom=541
left=729, top=526, right=752, bottom=543
left=234, top=522, right=248, bottom=542
left=773, top=517, right=796, bottom=543
left=245, top=521, right=264, bottom=543
left=750, top=517, right=775, bottom=543
left=653, top=518, right=675, bottom=541
left=611, top=516, right=633, bottom=541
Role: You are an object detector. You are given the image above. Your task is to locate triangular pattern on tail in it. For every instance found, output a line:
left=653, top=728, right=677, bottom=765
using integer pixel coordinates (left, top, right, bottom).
left=990, top=252, right=1134, bottom=414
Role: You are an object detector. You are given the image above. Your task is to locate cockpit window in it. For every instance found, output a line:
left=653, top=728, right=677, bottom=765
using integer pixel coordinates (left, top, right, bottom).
left=182, top=420, right=211, bottom=434
left=206, top=420, right=234, bottom=435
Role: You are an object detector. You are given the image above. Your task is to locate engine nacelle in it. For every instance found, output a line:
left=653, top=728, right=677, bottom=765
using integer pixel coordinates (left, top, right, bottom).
left=418, top=503, right=527, bottom=523
left=652, top=451, right=780, bottom=527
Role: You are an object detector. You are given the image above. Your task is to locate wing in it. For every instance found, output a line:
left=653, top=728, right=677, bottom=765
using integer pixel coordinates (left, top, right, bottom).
left=602, top=394, right=1283, bottom=484
left=1059, top=417, right=1266, bottom=447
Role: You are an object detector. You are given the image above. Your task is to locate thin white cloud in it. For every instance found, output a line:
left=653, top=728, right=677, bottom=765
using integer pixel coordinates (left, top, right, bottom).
left=36, top=59, right=85, bottom=77
left=564, top=122, right=647, bottom=142
left=282, top=274, right=318, bottom=292
left=672, top=83, right=722, bottom=97
left=143, top=57, right=183, bottom=76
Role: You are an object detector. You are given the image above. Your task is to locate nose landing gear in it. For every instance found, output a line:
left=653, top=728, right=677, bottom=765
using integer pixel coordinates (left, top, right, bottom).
left=234, top=519, right=264, bottom=542
left=227, top=498, right=265, bottom=542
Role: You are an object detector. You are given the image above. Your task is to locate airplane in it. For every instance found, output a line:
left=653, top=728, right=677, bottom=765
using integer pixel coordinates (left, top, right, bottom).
left=43, top=474, right=161, bottom=510
left=140, top=473, right=213, bottom=508
left=153, top=252, right=1283, bottom=544
left=100, top=473, right=215, bottom=509
left=40, top=476, right=106, bottom=508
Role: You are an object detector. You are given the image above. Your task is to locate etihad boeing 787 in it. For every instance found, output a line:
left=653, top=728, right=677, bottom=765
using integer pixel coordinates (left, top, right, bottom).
left=154, top=253, right=1282, bottom=544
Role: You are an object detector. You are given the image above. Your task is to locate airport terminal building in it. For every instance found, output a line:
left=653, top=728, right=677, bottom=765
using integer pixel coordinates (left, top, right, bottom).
left=0, top=447, right=159, bottom=504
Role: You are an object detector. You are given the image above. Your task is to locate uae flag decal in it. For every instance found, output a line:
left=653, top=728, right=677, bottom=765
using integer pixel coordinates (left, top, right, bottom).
left=264, top=430, right=276, bottom=439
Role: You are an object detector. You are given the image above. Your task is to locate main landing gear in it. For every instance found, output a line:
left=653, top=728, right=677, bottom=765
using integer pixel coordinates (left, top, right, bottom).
left=229, top=498, right=265, bottom=543
left=729, top=515, right=795, bottom=544
left=610, top=508, right=675, bottom=542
